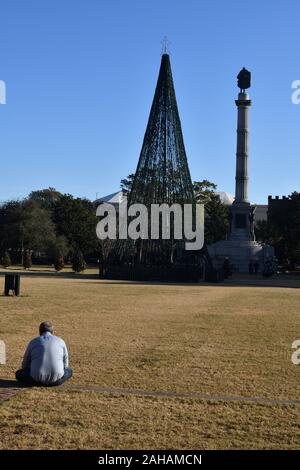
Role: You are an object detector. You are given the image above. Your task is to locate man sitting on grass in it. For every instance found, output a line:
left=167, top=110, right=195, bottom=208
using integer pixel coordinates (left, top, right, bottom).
left=16, top=321, right=72, bottom=387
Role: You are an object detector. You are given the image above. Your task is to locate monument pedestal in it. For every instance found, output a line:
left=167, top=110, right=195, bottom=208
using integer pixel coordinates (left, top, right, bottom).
left=208, top=239, right=273, bottom=273
left=230, top=201, right=252, bottom=241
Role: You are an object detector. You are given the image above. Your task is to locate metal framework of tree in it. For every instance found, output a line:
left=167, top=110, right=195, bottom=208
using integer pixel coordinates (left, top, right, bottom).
left=109, top=52, right=199, bottom=269
left=103, top=52, right=210, bottom=276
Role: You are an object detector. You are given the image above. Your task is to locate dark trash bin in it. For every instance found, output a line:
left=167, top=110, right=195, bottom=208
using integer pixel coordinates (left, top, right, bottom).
left=4, top=274, right=20, bottom=296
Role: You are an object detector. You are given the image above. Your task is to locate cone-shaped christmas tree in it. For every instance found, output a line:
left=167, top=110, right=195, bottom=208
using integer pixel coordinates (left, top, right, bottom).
left=103, top=53, right=207, bottom=280
left=117, top=53, right=199, bottom=270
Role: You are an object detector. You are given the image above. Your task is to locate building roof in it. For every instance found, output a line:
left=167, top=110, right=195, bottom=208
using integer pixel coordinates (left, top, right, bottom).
left=215, top=191, right=235, bottom=205
left=98, top=191, right=126, bottom=205
left=98, top=190, right=235, bottom=206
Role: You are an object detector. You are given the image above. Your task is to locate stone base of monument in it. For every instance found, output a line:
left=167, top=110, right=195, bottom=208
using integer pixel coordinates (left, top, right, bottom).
left=207, top=240, right=274, bottom=274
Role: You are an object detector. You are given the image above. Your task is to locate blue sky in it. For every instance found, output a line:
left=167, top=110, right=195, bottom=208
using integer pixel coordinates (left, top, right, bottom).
left=0, top=0, right=299, bottom=204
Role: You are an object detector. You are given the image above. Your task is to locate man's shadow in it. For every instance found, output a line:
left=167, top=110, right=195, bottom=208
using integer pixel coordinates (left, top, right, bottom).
left=0, top=378, right=68, bottom=389
left=0, top=378, right=32, bottom=388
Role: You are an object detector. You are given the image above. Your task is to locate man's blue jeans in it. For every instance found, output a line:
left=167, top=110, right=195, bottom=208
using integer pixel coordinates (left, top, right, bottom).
left=15, top=367, right=73, bottom=387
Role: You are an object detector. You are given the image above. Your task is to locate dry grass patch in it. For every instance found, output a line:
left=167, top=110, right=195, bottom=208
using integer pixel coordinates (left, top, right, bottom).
left=1, top=388, right=300, bottom=450
left=1, top=274, right=300, bottom=448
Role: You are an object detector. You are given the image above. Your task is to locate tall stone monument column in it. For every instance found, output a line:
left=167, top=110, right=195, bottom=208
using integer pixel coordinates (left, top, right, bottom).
left=207, top=67, right=274, bottom=272
left=230, top=74, right=254, bottom=242
left=235, top=91, right=250, bottom=202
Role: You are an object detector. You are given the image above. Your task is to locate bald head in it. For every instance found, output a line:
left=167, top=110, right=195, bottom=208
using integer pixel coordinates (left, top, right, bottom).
left=39, top=321, right=54, bottom=335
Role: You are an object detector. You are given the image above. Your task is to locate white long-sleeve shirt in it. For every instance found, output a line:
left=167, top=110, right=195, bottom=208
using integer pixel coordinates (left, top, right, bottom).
left=21, top=332, right=69, bottom=384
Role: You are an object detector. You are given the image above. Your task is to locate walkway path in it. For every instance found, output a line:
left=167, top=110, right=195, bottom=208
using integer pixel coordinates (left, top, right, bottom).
left=0, top=380, right=26, bottom=403
left=63, top=384, right=300, bottom=405
left=1, top=379, right=300, bottom=406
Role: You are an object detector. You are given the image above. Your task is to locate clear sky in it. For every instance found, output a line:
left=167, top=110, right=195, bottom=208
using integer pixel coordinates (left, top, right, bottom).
left=0, top=0, right=299, bottom=204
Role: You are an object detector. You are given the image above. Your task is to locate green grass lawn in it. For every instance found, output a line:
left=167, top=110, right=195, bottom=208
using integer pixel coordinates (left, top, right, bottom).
left=0, top=273, right=300, bottom=449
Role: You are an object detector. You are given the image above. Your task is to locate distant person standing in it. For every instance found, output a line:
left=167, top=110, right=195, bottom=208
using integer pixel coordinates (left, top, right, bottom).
left=223, top=257, right=232, bottom=278
left=16, top=322, right=72, bottom=387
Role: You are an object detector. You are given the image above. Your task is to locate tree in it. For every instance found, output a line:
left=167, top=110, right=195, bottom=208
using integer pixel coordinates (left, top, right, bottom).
left=21, top=200, right=56, bottom=252
left=0, top=191, right=101, bottom=263
left=193, top=180, right=217, bottom=204
left=0, top=200, right=25, bottom=254
left=72, top=250, right=86, bottom=272
left=51, top=235, right=68, bottom=272
left=120, top=174, right=135, bottom=194
left=0, top=199, right=56, bottom=255
left=255, top=220, right=279, bottom=245
left=2, top=251, right=11, bottom=268
left=54, top=255, right=65, bottom=272
left=48, top=235, right=69, bottom=260
left=53, top=194, right=99, bottom=256
left=28, top=187, right=62, bottom=210
left=193, top=180, right=230, bottom=244
left=23, top=251, right=32, bottom=270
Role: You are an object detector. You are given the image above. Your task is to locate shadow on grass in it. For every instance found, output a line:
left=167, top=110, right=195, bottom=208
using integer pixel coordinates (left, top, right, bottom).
left=0, top=294, right=30, bottom=298
left=1, top=269, right=300, bottom=288
left=0, top=271, right=99, bottom=280
left=0, top=379, right=31, bottom=389
left=78, top=279, right=300, bottom=289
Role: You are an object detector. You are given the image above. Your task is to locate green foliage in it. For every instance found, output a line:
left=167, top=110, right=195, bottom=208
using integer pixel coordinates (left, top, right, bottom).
left=53, top=194, right=99, bottom=255
left=72, top=250, right=86, bottom=273
left=48, top=235, right=69, bottom=260
left=51, top=236, right=68, bottom=271
left=120, top=174, right=135, bottom=194
left=54, top=255, right=65, bottom=272
left=193, top=180, right=217, bottom=204
left=2, top=251, right=11, bottom=268
left=28, top=187, right=62, bottom=210
left=0, top=177, right=229, bottom=265
left=0, top=200, right=26, bottom=253
left=255, top=220, right=278, bottom=244
left=23, top=251, right=32, bottom=270
left=0, top=199, right=56, bottom=253
left=193, top=180, right=230, bottom=244
left=0, top=188, right=100, bottom=262
left=22, top=200, right=56, bottom=251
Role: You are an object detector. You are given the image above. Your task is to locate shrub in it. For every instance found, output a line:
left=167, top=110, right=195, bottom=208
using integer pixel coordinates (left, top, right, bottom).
left=2, top=251, right=11, bottom=268
left=54, top=255, right=65, bottom=271
left=23, top=251, right=32, bottom=270
left=72, top=250, right=86, bottom=273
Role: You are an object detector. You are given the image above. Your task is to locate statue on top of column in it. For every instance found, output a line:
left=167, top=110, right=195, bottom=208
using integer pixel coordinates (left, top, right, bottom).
left=237, top=67, right=251, bottom=92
